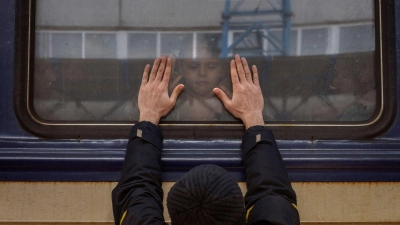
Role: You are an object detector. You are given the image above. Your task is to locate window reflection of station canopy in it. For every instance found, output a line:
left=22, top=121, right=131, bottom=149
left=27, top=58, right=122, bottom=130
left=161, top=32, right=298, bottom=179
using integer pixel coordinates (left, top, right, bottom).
left=220, top=0, right=292, bottom=57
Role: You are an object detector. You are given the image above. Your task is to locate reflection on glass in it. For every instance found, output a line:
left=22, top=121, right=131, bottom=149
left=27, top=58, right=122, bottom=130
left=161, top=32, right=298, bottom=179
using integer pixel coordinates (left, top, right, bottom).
left=52, top=33, right=82, bottom=58
left=268, top=30, right=297, bottom=56
left=233, top=32, right=264, bottom=57
left=128, top=33, right=157, bottom=59
left=85, top=33, right=117, bottom=58
left=301, top=28, right=328, bottom=56
left=161, top=33, right=193, bottom=57
left=339, top=25, right=375, bottom=53
left=336, top=54, right=376, bottom=121
left=166, top=33, right=232, bottom=121
left=35, top=32, right=50, bottom=58
left=34, top=0, right=377, bottom=123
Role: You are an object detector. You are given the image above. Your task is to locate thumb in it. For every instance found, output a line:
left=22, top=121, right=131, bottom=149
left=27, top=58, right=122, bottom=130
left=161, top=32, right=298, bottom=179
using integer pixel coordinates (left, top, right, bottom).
left=213, top=88, right=230, bottom=106
left=170, top=84, right=184, bottom=104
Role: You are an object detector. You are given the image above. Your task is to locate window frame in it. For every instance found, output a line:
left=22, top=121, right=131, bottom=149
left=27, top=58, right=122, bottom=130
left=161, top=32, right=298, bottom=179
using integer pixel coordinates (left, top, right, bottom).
left=14, top=0, right=396, bottom=140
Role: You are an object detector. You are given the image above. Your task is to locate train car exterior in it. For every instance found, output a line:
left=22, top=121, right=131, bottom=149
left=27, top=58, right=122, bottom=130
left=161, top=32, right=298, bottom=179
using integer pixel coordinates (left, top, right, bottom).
left=1, top=0, right=400, bottom=224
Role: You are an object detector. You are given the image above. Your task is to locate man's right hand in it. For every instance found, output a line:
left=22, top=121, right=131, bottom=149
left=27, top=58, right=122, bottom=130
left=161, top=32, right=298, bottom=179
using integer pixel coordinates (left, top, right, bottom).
left=213, top=54, right=264, bottom=130
left=138, top=55, right=184, bottom=125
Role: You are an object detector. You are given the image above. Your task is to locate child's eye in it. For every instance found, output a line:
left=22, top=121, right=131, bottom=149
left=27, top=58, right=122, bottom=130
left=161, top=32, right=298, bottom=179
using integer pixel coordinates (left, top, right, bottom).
left=186, top=62, right=199, bottom=69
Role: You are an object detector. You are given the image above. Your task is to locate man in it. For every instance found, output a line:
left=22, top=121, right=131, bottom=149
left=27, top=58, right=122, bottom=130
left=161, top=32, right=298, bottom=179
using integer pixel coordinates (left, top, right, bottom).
left=112, top=54, right=300, bottom=225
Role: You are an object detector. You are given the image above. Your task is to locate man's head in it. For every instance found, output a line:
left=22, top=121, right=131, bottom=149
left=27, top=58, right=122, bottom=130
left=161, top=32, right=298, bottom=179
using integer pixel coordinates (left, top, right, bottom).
left=167, top=164, right=245, bottom=225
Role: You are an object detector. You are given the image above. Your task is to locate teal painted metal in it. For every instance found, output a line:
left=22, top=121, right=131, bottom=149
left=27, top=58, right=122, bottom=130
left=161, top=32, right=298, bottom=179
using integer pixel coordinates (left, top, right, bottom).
left=220, top=0, right=292, bottom=57
left=220, top=0, right=231, bottom=57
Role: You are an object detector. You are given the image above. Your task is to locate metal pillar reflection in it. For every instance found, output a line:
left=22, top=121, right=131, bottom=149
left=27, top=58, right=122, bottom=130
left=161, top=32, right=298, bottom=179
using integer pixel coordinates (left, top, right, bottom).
left=220, top=0, right=292, bottom=57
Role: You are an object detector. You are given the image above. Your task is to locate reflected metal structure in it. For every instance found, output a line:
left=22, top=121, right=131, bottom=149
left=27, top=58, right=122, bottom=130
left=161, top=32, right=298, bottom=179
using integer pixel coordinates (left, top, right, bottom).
left=220, top=0, right=292, bottom=57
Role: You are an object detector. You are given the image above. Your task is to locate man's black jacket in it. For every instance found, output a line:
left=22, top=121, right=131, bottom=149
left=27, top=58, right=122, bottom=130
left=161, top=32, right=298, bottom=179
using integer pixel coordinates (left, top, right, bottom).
left=112, top=121, right=300, bottom=224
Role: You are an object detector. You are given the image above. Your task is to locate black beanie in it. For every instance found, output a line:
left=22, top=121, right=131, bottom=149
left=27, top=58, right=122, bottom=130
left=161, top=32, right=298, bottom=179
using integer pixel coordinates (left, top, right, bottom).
left=167, top=164, right=245, bottom=225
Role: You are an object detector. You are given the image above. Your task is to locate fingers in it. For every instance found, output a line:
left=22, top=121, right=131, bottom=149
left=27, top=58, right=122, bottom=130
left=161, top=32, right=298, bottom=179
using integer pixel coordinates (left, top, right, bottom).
left=141, top=64, right=150, bottom=85
left=156, top=55, right=167, bottom=81
left=232, top=54, right=258, bottom=86
left=213, top=88, right=230, bottom=107
left=241, top=57, right=253, bottom=84
left=230, top=60, right=239, bottom=85
left=252, top=65, right=260, bottom=86
left=234, top=54, right=246, bottom=83
left=147, top=55, right=170, bottom=83
left=162, top=58, right=172, bottom=85
left=170, top=84, right=184, bottom=104
left=168, top=53, right=176, bottom=73
left=149, top=57, right=161, bottom=82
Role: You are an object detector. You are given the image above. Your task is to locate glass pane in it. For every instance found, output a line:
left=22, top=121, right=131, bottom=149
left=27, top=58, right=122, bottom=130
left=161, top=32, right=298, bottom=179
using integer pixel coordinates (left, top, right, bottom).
left=301, top=28, right=328, bottom=56
left=128, top=33, right=157, bottom=59
left=168, top=32, right=230, bottom=121
left=161, top=33, right=193, bottom=58
left=232, top=32, right=265, bottom=57
left=35, top=32, right=50, bottom=58
left=34, top=0, right=377, bottom=123
left=339, top=25, right=375, bottom=53
left=85, top=33, right=117, bottom=58
left=267, top=29, right=298, bottom=56
left=52, top=33, right=82, bottom=58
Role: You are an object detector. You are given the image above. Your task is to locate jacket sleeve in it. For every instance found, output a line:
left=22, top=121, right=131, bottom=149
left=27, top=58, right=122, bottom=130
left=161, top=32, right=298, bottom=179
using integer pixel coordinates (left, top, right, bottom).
left=112, top=121, right=168, bottom=225
left=242, top=126, right=300, bottom=225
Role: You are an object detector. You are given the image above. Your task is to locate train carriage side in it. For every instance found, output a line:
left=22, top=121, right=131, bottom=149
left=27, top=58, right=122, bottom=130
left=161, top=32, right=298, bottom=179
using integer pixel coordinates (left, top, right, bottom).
left=1, top=0, right=400, bottom=224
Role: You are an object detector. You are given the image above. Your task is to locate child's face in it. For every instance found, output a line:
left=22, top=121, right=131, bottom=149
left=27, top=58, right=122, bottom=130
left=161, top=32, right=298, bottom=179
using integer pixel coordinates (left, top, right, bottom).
left=182, top=58, right=222, bottom=97
left=180, top=43, right=222, bottom=97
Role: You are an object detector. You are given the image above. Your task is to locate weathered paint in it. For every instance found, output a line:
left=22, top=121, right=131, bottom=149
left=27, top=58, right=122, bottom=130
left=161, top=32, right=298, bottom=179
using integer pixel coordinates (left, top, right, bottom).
left=0, top=182, right=399, bottom=223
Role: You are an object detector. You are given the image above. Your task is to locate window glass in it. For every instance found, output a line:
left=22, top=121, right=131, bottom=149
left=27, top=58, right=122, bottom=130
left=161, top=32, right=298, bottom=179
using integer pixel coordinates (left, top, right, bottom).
left=197, top=33, right=222, bottom=54
left=232, top=32, right=265, bottom=57
left=51, top=33, right=82, bottom=58
left=35, top=32, right=50, bottom=58
left=301, top=28, right=329, bottom=56
left=85, top=33, right=117, bottom=58
left=33, top=0, right=377, bottom=124
left=339, top=25, right=375, bottom=53
left=128, top=33, right=157, bottom=59
left=267, top=30, right=298, bottom=56
left=161, top=33, right=193, bottom=58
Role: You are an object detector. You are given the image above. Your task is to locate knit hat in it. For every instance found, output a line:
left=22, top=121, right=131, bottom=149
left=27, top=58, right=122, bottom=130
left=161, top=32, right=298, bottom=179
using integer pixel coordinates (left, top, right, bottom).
left=167, top=164, right=245, bottom=225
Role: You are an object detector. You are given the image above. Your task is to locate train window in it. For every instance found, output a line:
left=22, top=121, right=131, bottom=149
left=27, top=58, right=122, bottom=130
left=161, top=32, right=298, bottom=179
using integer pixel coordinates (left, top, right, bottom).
left=14, top=0, right=395, bottom=139
left=301, top=28, right=329, bottom=56
left=51, top=33, right=82, bottom=58
left=161, top=33, right=193, bottom=58
left=339, top=25, right=375, bottom=53
left=267, top=29, right=298, bottom=56
left=85, top=33, right=117, bottom=59
left=128, top=33, right=157, bottom=59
